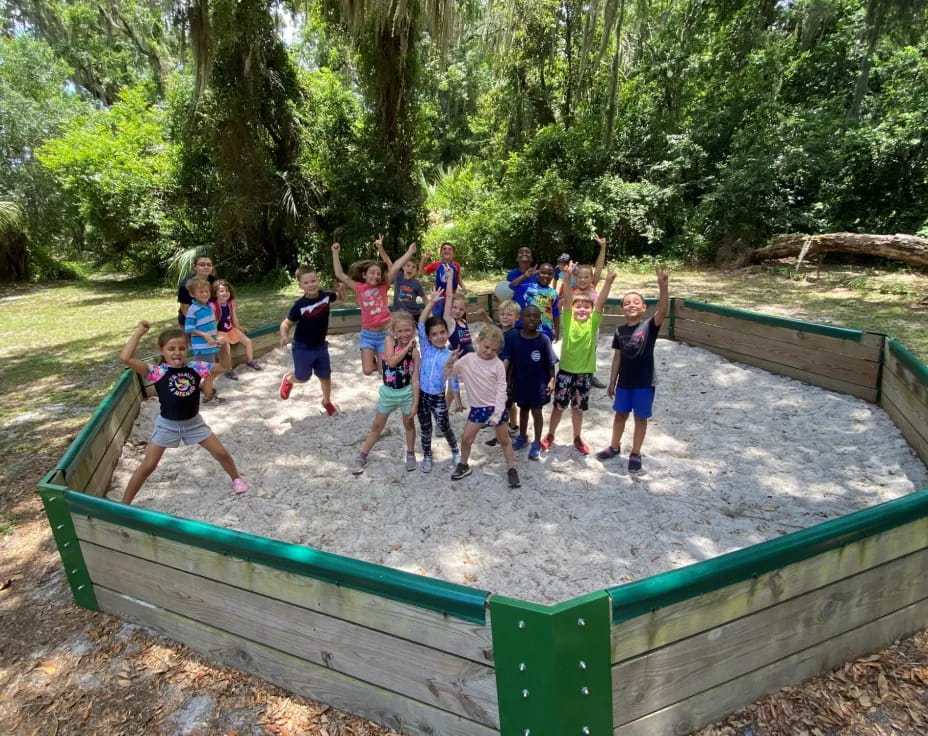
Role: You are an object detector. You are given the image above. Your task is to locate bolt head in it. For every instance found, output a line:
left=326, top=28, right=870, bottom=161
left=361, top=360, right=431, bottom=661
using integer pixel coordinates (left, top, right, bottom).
left=581, top=686, right=590, bottom=695
left=518, top=620, right=526, bottom=629
left=579, top=660, right=587, bottom=670
left=577, top=617, right=586, bottom=627
left=519, top=662, right=526, bottom=672
left=522, top=689, right=530, bottom=698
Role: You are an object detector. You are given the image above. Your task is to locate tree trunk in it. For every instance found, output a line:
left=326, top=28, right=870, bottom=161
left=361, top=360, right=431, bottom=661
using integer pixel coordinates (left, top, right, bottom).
left=751, top=233, right=928, bottom=268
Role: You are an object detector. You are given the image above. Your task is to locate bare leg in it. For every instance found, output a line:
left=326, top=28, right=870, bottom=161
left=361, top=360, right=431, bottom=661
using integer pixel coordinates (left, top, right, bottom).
left=203, top=372, right=216, bottom=399
left=530, top=407, right=544, bottom=442
left=631, top=417, right=649, bottom=454
left=609, top=412, right=629, bottom=451
left=199, top=433, right=241, bottom=478
left=241, top=335, right=254, bottom=361
left=361, top=349, right=378, bottom=376
left=319, top=376, right=332, bottom=405
left=518, top=406, right=529, bottom=437
left=220, top=342, right=233, bottom=372
left=495, top=423, right=516, bottom=469
left=459, top=420, right=481, bottom=465
left=402, top=412, right=416, bottom=452
left=571, top=407, right=584, bottom=440
left=123, top=444, right=167, bottom=505
left=360, top=412, right=389, bottom=454
left=547, top=405, right=564, bottom=440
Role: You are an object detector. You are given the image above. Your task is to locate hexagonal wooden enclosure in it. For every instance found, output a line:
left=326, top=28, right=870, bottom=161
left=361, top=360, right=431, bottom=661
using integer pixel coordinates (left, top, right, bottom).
left=39, top=295, right=928, bottom=736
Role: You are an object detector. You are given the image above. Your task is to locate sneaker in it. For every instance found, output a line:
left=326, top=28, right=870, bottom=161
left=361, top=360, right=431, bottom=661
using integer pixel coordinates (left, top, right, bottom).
left=628, top=453, right=643, bottom=472
left=540, top=433, right=554, bottom=451
left=591, top=375, right=607, bottom=389
left=596, top=445, right=620, bottom=461
left=507, top=468, right=521, bottom=488
left=451, top=450, right=461, bottom=467
left=528, top=441, right=541, bottom=460
left=421, top=455, right=433, bottom=473
left=203, top=392, right=224, bottom=405
left=406, top=453, right=417, bottom=472
left=484, top=437, right=500, bottom=447
left=512, top=435, right=528, bottom=451
left=223, top=371, right=239, bottom=380
left=231, top=477, right=248, bottom=495
left=352, top=455, right=368, bottom=475
left=246, top=360, right=263, bottom=370
left=508, top=426, right=520, bottom=437
left=573, top=436, right=590, bottom=455
left=451, top=463, right=472, bottom=480
left=323, top=401, right=338, bottom=416
left=279, top=375, right=293, bottom=400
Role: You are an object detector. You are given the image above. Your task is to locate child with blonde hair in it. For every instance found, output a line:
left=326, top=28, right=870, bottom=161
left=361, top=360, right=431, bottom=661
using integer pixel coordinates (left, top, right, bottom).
left=478, top=299, right=522, bottom=442
left=332, top=239, right=417, bottom=376
left=119, top=322, right=247, bottom=504
left=445, top=324, right=520, bottom=488
left=353, top=311, right=420, bottom=474
left=212, top=279, right=262, bottom=380
left=184, top=277, right=224, bottom=402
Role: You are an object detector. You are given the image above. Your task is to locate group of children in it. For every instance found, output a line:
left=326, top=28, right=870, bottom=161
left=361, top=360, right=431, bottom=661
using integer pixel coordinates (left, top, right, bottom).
left=120, top=240, right=669, bottom=502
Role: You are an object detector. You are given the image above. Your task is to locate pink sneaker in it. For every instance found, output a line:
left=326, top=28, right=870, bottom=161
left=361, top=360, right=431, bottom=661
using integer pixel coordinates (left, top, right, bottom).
left=231, top=477, right=249, bottom=495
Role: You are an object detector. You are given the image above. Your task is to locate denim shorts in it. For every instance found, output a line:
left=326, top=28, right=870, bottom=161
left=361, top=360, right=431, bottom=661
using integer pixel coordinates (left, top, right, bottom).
left=359, top=327, right=388, bottom=354
left=150, top=414, right=212, bottom=448
left=192, top=349, right=218, bottom=363
left=612, top=387, right=656, bottom=419
left=376, top=384, right=414, bottom=415
left=292, top=342, right=331, bottom=380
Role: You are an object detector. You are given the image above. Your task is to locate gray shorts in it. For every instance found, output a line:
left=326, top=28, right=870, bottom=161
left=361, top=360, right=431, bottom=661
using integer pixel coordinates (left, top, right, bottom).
left=151, top=414, right=213, bottom=448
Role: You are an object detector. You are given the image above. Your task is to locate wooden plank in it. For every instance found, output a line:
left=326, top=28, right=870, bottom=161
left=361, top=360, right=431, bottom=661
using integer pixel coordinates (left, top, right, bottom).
left=600, top=313, right=670, bottom=338
left=673, top=318, right=879, bottom=389
left=611, top=547, right=928, bottom=725
left=81, top=543, right=499, bottom=727
left=96, top=587, right=498, bottom=736
left=674, top=303, right=883, bottom=362
left=610, top=516, right=928, bottom=663
left=884, top=348, right=928, bottom=404
left=881, top=388, right=928, bottom=468
left=82, top=403, right=139, bottom=496
left=881, top=367, right=928, bottom=450
left=72, top=515, right=493, bottom=664
left=614, top=595, right=928, bottom=736
left=675, top=333, right=878, bottom=401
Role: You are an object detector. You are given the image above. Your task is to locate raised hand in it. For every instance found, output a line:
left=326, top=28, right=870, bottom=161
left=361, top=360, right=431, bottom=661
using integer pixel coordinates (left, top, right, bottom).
left=593, top=233, right=607, bottom=248
left=655, top=263, right=669, bottom=287
left=374, top=234, right=383, bottom=249
left=137, top=320, right=151, bottom=331
left=331, top=242, right=341, bottom=254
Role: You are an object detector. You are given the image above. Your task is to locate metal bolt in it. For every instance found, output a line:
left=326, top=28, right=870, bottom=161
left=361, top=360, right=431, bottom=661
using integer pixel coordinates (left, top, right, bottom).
left=77, top=585, right=85, bottom=591
left=577, top=617, right=586, bottom=627
left=518, top=620, right=526, bottom=629
left=56, top=524, right=64, bottom=530
left=62, top=542, right=70, bottom=548
left=579, top=660, right=587, bottom=670
left=519, top=662, right=527, bottom=672
left=582, top=728, right=591, bottom=735
left=70, top=569, right=78, bottom=575
left=522, top=689, right=530, bottom=699
left=581, top=686, right=590, bottom=696
left=524, top=731, right=531, bottom=736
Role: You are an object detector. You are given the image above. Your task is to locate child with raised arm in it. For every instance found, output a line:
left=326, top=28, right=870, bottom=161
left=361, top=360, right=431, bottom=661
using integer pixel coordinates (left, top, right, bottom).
left=500, top=305, right=557, bottom=460
left=119, top=322, right=247, bottom=505
left=420, top=241, right=465, bottom=315
left=375, top=235, right=425, bottom=320
left=332, top=239, right=417, bottom=376
left=510, top=262, right=560, bottom=341
left=184, top=277, right=224, bottom=402
left=445, top=324, right=521, bottom=488
left=278, top=266, right=339, bottom=416
left=353, top=311, right=420, bottom=474
left=416, top=289, right=461, bottom=473
left=596, top=265, right=670, bottom=472
left=212, top=279, right=262, bottom=380
left=543, top=265, right=617, bottom=455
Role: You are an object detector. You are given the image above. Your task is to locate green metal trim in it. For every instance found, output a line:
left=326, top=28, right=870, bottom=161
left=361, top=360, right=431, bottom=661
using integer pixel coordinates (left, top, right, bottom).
left=889, top=338, right=928, bottom=387
left=680, top=299, right=864, bottom=341
left=491, top=591, right=612, bottom=736
left=65, top=492, right=489, bottom=624
left=36, top=483, right=98, bottom=611
left=609, top=488, right=928, bottom=623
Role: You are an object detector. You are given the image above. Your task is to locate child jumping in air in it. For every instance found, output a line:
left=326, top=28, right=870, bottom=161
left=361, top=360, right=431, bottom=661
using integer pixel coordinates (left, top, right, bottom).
left=543, top=265, right=617, bottom=455
left=184, top=277, right=224, bottom=402
left=501, top=305, right=557, bottom=460
left=375, top=235, right=425, bottom=320
left=417, top=289, right=461, bottom=473
left=279, top=266, right=339, bottom=416
left=212, top=279, right=262, bottom=380
left=421, top=242, right=465, bottom=315
left=333, top=240, right=417, bottom=376
left=596, top=264, right=669, bottom=472
left=119, top=321, right=247, bottom=505
left=446, top=324, right=521, bottom=488
left=353, top=311, right=421, bottom=474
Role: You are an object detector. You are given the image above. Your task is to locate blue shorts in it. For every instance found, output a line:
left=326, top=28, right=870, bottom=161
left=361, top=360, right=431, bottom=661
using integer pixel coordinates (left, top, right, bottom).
left=292, top=342, right=331, bottom=381
left=613, top=387, right=655, bottom=419
left=359, top=328, right=388, bottom=354
left=468, top=406, right=509, bottom=425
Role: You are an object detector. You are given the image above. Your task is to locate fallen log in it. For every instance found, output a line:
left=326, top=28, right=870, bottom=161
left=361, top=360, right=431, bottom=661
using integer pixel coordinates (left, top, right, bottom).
left=751, top=232, right=928, bottom=268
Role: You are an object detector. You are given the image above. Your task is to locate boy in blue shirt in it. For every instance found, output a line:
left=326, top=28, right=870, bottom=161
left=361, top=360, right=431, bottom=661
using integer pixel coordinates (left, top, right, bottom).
left=184, top=277, right=223, bottom=402
left=510, top=262, right=560, bottom=341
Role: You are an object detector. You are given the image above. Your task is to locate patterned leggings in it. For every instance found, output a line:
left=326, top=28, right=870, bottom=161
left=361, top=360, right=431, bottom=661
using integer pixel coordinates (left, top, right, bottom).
left=418, top=391, right=459, bottom=456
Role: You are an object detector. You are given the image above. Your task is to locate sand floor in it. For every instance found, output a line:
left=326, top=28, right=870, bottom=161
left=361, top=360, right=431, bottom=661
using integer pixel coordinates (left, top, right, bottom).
left=109, top=333, right=928, bottom=604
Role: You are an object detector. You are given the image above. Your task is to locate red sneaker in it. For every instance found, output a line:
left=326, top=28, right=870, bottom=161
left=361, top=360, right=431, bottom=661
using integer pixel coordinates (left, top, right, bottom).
left=540, top=433, right=554, bottom=451
left=323, top=401, right=338, bottom=416
left=573, top=436, right=590, bottom=455
left=279, top=375, right=293, bottom=400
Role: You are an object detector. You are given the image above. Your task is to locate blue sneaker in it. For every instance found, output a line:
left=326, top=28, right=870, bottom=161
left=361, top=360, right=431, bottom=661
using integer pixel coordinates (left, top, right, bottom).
left=528, top=441, right=541, bottom=460
left=512, top=435, right=528, bottom=451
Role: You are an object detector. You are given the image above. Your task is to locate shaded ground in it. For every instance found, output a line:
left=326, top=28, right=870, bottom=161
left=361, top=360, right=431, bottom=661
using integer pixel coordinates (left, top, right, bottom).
left=2, top=262, right=927, bottom=735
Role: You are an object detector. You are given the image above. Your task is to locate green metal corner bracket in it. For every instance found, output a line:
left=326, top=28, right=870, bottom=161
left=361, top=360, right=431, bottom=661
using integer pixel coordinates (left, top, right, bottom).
left=37, top=477, right=99, bottom=612
left=490, top=591, right=612, bottom=736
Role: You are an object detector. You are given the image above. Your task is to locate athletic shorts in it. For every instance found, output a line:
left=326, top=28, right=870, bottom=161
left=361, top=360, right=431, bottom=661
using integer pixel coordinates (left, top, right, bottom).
left=150, top=414, right=212, bottom=448
left=613, top=387, right=656, bottom=419
left=359, top=327, right=388, bottom=354
left=468, top=406, right=509, bottom=425
left=292, top=342, right=331, bottom=381
left=192, top=349, right=219, bottom=363
left=514, top=384, right=550, bottom=410
left=553, top=370, right=592, bottom=411
left=376, top=383, right=414, bottom=415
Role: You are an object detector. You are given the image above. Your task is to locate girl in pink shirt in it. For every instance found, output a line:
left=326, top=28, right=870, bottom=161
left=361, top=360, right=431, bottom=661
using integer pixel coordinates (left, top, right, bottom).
left=446, top=324, right=521, bottom=488
left=332, top=239, right=418, bottom=376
